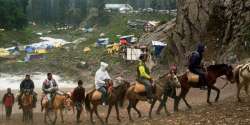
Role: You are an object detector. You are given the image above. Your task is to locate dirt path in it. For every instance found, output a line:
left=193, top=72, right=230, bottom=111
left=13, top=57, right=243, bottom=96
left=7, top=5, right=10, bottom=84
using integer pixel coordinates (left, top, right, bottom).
left=1, top=79, right=248, bottom=125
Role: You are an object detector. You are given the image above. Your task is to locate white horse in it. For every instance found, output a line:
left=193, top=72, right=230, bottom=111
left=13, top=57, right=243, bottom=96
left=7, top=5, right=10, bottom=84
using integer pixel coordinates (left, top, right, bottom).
left=234, top=63, right=250, bottom=102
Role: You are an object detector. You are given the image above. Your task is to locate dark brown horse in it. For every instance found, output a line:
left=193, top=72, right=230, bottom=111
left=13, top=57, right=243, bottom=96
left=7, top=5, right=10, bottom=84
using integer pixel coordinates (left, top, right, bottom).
left=126, top=72, right=180, bottom=121
left=174, top=64, right=234, bottom=111
left=85, top=79, right=130, bottom=124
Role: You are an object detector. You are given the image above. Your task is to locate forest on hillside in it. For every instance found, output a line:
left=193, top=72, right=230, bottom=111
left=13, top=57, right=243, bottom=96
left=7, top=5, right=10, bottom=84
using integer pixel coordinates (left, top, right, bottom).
left=0, top=0, right=176, bottom=30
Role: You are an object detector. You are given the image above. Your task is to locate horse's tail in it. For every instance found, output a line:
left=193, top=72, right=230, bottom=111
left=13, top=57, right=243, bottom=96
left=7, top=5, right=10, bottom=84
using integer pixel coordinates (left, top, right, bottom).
left=85, top=93, right=91, bottom=112
left=234, top=65, right=241, bottom=84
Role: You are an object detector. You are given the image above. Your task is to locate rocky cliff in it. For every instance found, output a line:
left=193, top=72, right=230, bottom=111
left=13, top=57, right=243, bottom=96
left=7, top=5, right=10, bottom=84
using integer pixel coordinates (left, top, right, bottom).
left=141, top=0, right=250, bottom=68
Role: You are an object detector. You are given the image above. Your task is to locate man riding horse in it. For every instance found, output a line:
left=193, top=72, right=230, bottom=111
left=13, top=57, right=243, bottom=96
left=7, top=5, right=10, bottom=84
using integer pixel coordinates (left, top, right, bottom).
left=137, top=54, right=154, bottom=103
left=42, top=73, right=58, bottom=108
left=188, top=43, right=207, bottom=89
left=95, top=62, right=111, bottom=106
left=18, top=74, right=37, bottom=109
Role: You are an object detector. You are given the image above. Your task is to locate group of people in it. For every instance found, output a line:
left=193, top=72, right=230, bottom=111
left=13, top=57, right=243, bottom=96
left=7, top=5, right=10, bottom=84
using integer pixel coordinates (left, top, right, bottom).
left=2, top=42, right=208, bottom=123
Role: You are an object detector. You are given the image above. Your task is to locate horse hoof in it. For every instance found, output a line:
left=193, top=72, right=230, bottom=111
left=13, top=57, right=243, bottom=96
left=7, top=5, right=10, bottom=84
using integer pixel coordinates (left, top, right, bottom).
left=117, top=119, right=121, bottom=122
left=156, top=112, right=160, bottom=115
left=208, top=102, right=212, bottom=105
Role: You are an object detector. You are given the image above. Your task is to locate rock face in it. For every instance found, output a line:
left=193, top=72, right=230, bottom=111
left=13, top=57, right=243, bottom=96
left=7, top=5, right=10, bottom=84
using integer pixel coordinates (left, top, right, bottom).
left=142, top=0, right=250, bottom=68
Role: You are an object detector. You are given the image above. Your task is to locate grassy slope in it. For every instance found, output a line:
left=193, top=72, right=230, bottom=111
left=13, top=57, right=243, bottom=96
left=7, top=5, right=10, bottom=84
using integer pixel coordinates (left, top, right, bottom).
left=0, top=12, right=172, bottom=81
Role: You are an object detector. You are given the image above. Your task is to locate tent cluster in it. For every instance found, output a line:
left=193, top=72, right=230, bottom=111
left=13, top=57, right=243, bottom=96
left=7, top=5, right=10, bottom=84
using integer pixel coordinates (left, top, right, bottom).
left=0, top=37, right=71, bottom=62
left=24, top=37, right=71, bottom=54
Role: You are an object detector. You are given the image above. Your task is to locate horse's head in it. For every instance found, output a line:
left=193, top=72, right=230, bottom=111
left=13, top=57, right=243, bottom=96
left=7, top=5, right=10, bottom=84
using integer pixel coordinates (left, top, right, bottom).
left=158, top=72, right=181, bottom=88
left=22, top=90, right=33, bottom=107
left=63, top=93, right=74, bottom=111
left=105, top=79, right=113, bottom=86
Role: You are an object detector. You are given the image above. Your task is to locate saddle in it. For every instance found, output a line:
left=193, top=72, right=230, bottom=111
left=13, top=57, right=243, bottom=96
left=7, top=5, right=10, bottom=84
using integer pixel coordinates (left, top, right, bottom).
left=187, top=70, right=199, bottom=83
left=134, top=81, right=155, bottom=94
left=91, top=85, right=113, bottom=101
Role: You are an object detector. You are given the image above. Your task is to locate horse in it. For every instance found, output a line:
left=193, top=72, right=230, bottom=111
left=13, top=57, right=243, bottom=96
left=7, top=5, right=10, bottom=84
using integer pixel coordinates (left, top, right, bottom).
left=234, top=63, right=250, bottom=102
left=126, top=72, right=180, bottom=121
left=85, top=79, right=130, bottom=124
left=174, top=64, right=234, bottom=111
left=41, top=91, right=73, bottom=125
left=21, top=89, right=34, bottom=122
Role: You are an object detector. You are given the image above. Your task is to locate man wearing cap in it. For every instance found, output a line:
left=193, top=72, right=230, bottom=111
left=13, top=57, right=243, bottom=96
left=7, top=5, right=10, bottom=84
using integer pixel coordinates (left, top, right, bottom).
left=18, top=74, right=37, bottom=109
left=95, top=62, right=111, bottom=105
left=137, top=54, right=154, bottom=103
left=188, top=43, right=207, bottom=89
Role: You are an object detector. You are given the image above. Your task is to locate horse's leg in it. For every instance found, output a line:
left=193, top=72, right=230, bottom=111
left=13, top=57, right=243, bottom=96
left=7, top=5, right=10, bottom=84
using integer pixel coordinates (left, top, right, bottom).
left=90, top=106, right=95, bottom=124
left=156, top=93, right=169, bottom=115
left=149, top=99, right=157, bottom=119
left=115, top=103, right=121, bottom=122
left=132, top=100, right=141, bottom=118
left=94, top=106, right=104, bottom=125
left=181, top=89, right=192, bottom=109
left=105, top=104, right=112, bottom=124
left=237, top=82, right=243, bottom=102
left=127, top=101, right=133, bottom=121
left=244, top=82, right=249, bottom=96
left=207, top=87, right=212, bottom=105
left=210, top=85, right=220, bottom=102
left=31, top=109, right=34, bottom=123
left=174, top=88, right=191, bottom=111
left=60, top=109, right=64, bottom=123
left=53, top=110, right=58, bottom=125
left=44, top=110, right=47, bottom=123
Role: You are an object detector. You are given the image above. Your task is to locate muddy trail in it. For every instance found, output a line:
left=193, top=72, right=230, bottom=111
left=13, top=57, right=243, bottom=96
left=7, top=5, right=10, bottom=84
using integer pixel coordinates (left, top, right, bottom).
left=1, top=79, right=250, bottom=125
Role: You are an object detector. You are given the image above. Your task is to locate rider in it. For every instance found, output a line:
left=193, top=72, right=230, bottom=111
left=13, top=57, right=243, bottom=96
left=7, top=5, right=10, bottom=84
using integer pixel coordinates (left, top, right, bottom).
left=18, top=74, right=37, bottom=109
left=42, top=73, right=58, bottom=108
left=137, top=54, right=154, bottom=103
left=188, top=43, right=207, bottom=89
left=95, top=62, right=111, bottom=106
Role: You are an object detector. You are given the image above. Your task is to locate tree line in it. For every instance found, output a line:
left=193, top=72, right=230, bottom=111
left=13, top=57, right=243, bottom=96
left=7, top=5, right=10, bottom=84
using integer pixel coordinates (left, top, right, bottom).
left=0, top=0, right=176, bottom=29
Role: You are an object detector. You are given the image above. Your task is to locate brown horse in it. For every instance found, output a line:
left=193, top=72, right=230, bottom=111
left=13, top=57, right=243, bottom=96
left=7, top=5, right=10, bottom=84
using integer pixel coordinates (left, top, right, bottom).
left=174, top=64, right=234, bottom=111
left=41, top=92, right=73, bottom=125
left=21, top=89, right=34, bottom=122
left=85, top=79, right=129, bottom=124
left=126, top=72, right=180, bottom=121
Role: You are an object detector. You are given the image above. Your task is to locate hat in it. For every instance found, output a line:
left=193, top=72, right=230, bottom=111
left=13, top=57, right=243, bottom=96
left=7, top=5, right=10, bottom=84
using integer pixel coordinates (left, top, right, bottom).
left=100, top=62, right=108, bottom=68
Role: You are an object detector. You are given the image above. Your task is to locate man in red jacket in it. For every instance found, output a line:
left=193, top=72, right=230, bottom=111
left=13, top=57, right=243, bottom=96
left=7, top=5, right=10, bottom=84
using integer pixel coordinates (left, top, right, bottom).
left=2, top=88, right=15, bottom=120
left=72, top=80, right=85, bottom=123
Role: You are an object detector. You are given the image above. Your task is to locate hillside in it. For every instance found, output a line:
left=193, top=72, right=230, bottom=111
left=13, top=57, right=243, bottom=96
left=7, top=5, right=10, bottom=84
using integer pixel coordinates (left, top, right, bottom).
left=0, top=12, right=172, bottom=82
left=141, top=0, right=250, bottom=69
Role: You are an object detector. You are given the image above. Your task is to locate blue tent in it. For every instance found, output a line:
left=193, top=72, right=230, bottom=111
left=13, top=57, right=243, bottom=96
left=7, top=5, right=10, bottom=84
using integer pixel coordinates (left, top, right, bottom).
left=152, top=41, right=167, bottom=58
left=25, top=46, right=34, bottom=53
left=96, top=38, right=109, bottom=46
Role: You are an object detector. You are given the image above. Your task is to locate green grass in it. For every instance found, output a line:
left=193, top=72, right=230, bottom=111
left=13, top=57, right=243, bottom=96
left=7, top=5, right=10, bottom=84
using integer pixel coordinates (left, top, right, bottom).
left=0, top=12, right=173, bottom=80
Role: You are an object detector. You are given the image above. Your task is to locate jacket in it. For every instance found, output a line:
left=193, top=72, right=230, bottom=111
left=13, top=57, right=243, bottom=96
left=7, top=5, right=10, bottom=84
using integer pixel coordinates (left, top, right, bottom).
left=2, top=93, right=15, bottom=107
left=20, top=79, right=34, bottom=91
left=72, top=86, right=85, bottom=103
left=137, top=60, right=151, bottom=79
left=189, top=51, right=202, bottom=69
left=95, top=62, right=111, bottom=89
left=42, top=78, right=58, bottom=94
